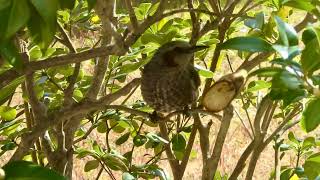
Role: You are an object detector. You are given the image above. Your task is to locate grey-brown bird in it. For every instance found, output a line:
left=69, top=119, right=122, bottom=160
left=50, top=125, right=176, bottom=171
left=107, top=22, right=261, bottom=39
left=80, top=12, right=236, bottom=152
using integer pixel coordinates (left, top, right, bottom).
left=141, top=41, right=207, bottom=113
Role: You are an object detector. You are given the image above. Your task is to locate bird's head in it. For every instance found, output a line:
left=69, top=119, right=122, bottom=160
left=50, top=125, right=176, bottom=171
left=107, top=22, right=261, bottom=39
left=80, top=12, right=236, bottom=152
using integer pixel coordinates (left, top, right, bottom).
left=157, top=41, right=208, bottom=67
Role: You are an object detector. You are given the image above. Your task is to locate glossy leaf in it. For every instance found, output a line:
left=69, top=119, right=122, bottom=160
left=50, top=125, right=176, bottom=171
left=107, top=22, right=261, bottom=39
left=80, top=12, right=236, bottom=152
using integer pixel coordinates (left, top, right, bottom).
left=28, top=0, right=58, bottom=49
left=246, top=80, right=271, bottom=92
left=301, top=38, right=320, bottom=76
left=133, top=134, right=147, bottom=147
left=116, top=132, right=130, bottom=145
left=288, top=131, right=299, bottom=144
left=248, top=67, right=283, bottom=78
left=5, top=0, right=30, bottom=39
left=30, top=0, right=58, bottom=28
left=59, top=0, right=76, bottom=9
left=272, top=45, right=300, bottom=59
left=300, top=98, right=320, bottom=132
left=270, top=70, right=305, bottom=106
left=146, top=132, right=169, bottom=144
left=220, top=37, right=273, bottom=52
left=303, top=153, right=320, bottom=179
left=122, top=172, right=136, bottom=180
left=244, top=12, right=264, bottom=30
left=29, top=45, right=42, bottom=60
left=0, top=106, right=17, bottom=121
left=172, top=133, right=186, bottom=151
left=84, top=160, right=99, bottom=172
left=0, top=76, right=24, bottom=105
left=0, top=41, right=23, bottom=70
left=3, top=161, right=67, bottom=180
left=282, top=0, right=315, bottom=11
left=274, top=16, right=298, bottom=46
left=302, top=27, right=317, bottom=45
left=194, top=64, right=214, bottom=78
left=0, top=0, right=11, bottom=11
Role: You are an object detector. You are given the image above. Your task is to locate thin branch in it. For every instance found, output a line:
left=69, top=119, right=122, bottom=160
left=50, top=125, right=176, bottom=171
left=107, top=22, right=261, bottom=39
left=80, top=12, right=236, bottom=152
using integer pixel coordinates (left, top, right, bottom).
left=27, top=45, right=124, bottom=72
left=158, top=121, right=180, bottom=179
left=125, top=0, right=139, bottom=31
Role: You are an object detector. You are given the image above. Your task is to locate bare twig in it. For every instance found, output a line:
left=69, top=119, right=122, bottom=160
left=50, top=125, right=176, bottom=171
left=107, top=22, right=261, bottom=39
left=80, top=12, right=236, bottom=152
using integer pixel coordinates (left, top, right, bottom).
left=125, top=0, right=139, bottom=31
left=202, top=106, right=234, bottom=180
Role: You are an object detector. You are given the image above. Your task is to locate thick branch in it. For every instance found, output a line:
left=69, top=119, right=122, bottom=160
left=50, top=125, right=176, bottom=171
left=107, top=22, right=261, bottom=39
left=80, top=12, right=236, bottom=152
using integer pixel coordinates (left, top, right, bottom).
left=202, top=106, right=233, bottom=180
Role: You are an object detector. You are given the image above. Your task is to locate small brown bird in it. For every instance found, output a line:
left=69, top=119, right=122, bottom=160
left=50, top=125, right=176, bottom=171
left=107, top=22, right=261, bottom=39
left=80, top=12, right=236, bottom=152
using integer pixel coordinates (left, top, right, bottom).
left=141, top=41, right=207, bottom=113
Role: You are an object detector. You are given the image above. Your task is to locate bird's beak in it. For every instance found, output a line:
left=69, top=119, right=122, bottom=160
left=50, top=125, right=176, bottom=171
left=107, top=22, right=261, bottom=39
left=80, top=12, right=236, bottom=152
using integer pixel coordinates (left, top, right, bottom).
left=188, top=45, right=209, bottom=53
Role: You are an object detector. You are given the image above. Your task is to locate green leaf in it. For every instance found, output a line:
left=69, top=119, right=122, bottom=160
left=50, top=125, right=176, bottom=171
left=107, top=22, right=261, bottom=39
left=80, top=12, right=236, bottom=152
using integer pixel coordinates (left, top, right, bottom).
left=282, top=0, right=315, bottom=11
left=300, top=98, right=320, bottom=132
left=133, top=134, right=147, bottom=147
left=272, top=45, right=300, bottom=59
left=274, top=16, right=298, bottom=46
left=118, top=57, right=150, bottom=75
left=0, top=0, right=11, bottom=11
left=303, top=152, right=320, bottom=179
left=280, top=167, right=294, bottom=180
left=28, top=0, right=58, bottom=49
left=220, top=37, right=273, bottom=52
left=141, top=33, right=162, bottom=45
left=270, top=70, right=305, bottom=106
left=152, top=169, right=171, bottom=180
left=172, top=133, right=186, bottom=152
left=97, top=121, right=107, bottom=133
left=3, top=161, right=67, bottom=180
left=146, top=132, right=169, bottom=144
left=301, top=38, right=320, bottom=76
left=5, top=0, right=30, bottom=39
left=30, top=0, right=58, bottom=28
left=0, top=106, right=17, bottom=121
left=59, top=0, right=76, bottom=9
left=302, top=27, right=317, bottom=45
left=134, top=3, right=151, bottom=19
left=0, top=41, right=23, bottom=70
left=87, top=0, right=97, bottom=11
left=0, top=118, right=22, bottom=131
left=248, top=67, right=283, bottom=78
left=0, top=2, right=10, bottom=40
left=302, top=137, right=316, bottom=150
left=73, top=89, right=84, bottom=102
left=288, top=131, right=299, bottom=144
left=0, top=76, right=24, bottom=105
left=84, top=160, right=99, bottom=172
left=1, top=141, right=17, bottom=151
left=244, top=12, right=264, bottom=30
left=116, top=132, right=130, bottom=145
left=246, top=80, right=271, bottom=92
left=103, top=153, right=129, bottom=171
left=122, top=172, right=136, bottom=180
left=29, top=45, right=42, bottom=60
left=194, top=64, right=214, bottom=78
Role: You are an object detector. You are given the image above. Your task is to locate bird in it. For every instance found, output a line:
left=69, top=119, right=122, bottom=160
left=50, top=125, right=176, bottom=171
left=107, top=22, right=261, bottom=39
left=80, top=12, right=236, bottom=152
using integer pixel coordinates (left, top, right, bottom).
left=141, top=41, right=207, bottom=113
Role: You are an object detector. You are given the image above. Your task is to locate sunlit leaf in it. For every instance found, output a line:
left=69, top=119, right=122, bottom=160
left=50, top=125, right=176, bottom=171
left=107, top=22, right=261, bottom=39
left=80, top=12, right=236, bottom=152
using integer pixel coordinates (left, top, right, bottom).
left=3, top=161, right=67, bottom=180
left=0, top=106, right=17, bottom=121
left=5, top=0, right=30, bottom=39
left=300, top=98, right=320, bottom=132
left=84, top=160, right=99, bottom=172
left=220, top=37, right=273, bottom=52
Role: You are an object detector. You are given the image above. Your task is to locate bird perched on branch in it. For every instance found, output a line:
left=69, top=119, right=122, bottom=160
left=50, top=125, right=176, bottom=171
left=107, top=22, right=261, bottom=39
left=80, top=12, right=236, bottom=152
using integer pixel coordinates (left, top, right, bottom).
left=141, top=41, right=207, bottom=113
